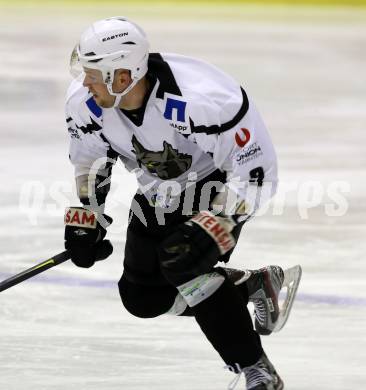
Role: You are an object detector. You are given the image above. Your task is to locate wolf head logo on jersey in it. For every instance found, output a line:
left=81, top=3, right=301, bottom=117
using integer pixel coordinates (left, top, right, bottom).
left=131, top=135, right=192, bottom=179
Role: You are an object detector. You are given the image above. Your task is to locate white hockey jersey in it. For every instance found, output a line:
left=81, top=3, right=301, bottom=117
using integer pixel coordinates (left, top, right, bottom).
left=65, top=53, right=278, bottom=215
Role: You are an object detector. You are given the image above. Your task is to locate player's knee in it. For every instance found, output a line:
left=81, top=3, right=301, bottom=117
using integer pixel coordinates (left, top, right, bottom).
left=118, top=277, right=155, bottom=318
left=118, top=275, right=176, bottom=318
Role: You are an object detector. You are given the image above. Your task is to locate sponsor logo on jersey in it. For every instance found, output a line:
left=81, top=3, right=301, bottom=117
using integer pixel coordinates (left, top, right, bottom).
left=235, top=142, right=263, bottom=166
left=164, top=98, right=186, bottom=122
left=131, top=135, right=192, bottom=179
left=169, top=122, right=188, bottom=133
left=163, top=97, right=190, bottom=134
left=102, top=32, right=128, bottom=42
left=67, top=120, right=81, bottom=139
left=66, top=117, right=80, bottom=139
left=235, top=128, right=251, bottom=148
left=66, top=116, right=102, bottom=139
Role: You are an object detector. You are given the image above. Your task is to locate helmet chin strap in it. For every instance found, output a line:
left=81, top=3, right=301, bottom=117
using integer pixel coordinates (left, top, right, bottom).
left=106, top=78, right=139, bottom=108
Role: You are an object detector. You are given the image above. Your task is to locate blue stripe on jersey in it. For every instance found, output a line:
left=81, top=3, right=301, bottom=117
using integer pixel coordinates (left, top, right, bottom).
left=86, top=97, right=102, bottom=118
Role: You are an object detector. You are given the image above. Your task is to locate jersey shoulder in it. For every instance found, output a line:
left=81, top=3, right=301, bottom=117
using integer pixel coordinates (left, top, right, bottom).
left=65, top=77, right=103, bottom=139
left=151, top=53, right=249, bottom=135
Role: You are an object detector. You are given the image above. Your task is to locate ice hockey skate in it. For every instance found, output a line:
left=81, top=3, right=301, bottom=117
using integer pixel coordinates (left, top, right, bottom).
left=226, top=353, right=284, bottom=390
left=225, top=265, right=302, bottom=335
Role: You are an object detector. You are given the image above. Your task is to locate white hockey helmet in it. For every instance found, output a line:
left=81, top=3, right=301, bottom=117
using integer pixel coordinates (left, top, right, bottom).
left=70, top=16, right=150, bottom=107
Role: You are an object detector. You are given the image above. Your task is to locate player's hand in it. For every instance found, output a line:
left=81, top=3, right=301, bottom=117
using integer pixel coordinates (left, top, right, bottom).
left=64, top=207, right=113, bottom=268
left=159, top=211, right=238, bottom=276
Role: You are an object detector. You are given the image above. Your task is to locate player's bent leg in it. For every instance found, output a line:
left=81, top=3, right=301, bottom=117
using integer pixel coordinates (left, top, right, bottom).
left=118, top=274, right=178, bottom=318
left=159, top=257, right=263, bottom=369
left=158, top=235, right=285, bottom=387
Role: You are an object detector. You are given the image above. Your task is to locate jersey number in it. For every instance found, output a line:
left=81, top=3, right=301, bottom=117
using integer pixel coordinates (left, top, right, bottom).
left=249, top=167, right=264, bottom=186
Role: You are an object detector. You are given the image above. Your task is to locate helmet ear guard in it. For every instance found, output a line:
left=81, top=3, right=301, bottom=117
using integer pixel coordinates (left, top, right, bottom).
left=69, top=16, right=150, bottom=107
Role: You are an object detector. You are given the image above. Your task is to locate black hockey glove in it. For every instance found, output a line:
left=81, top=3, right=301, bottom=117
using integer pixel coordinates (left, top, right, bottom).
left=159, top=211, right=241, bottom=280
left=64, top=207, right=113, bottom=268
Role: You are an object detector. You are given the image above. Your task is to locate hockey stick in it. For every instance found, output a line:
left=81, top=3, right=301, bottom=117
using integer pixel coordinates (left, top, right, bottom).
left=0, top=251, right=71, bottom=293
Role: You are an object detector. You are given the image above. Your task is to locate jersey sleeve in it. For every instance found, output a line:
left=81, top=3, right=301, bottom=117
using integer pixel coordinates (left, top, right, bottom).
left=65, top=82, right=117, bottom=210
left=188, top=95, right=278, bottom=221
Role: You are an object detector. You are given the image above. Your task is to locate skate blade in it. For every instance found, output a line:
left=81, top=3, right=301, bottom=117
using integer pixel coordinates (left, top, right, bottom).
left=273, top=265, right=302, bottom=332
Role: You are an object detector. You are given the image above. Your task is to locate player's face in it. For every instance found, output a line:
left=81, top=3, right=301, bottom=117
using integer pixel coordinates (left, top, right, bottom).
left=82, top=68, right=116, bottom=108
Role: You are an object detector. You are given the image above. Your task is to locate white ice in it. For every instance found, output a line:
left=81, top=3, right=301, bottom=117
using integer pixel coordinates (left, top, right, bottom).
left=0, top=4, right=365, bottom=389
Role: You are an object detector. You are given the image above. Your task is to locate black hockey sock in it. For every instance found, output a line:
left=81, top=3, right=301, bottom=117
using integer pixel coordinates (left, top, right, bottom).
left=191, top=278, right=263, bottom=368
left=218, top=266, right=250, bottom=305
left=234, top=281, right=249, bottom=304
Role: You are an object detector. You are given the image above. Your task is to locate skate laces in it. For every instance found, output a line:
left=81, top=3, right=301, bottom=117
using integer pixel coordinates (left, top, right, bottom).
left=244, top=360, right=273, bottom=389
left=244, top=366, right=272, bottom=390
left=224, top=359, right=273, bottom=390
left=253, top=299, right=267, bottom=326
left=224, top=364, right=244, bottom=390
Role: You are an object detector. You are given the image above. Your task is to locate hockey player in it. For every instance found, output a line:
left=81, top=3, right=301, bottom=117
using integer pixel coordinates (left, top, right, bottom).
left=64, top=17, right=300, bottom=389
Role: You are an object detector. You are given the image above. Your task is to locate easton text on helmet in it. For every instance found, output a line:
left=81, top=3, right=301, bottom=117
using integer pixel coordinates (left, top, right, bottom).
left=102, top=32, right=128, bottom=42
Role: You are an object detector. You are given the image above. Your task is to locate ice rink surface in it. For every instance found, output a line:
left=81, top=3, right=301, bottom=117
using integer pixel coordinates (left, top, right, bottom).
left=0, top=3, right=365, bottom=389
